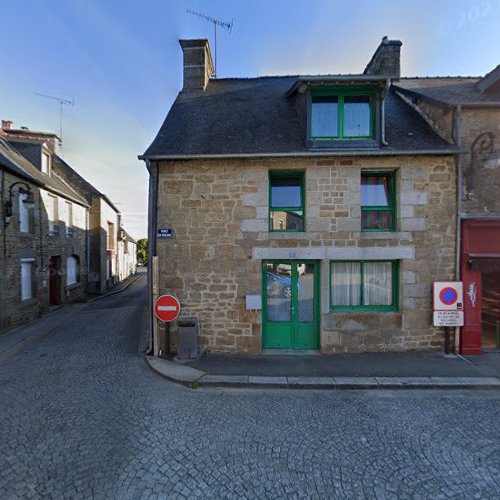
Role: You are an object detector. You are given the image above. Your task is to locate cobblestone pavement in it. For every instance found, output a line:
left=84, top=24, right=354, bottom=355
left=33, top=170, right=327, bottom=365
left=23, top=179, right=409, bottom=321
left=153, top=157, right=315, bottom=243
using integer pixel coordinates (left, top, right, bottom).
left=1, top=276, right=500, bottom=499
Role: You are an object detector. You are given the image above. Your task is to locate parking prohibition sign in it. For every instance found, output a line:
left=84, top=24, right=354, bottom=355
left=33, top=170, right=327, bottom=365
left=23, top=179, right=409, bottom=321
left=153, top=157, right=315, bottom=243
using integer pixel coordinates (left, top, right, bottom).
left=154, top=295, right=181, bottom=322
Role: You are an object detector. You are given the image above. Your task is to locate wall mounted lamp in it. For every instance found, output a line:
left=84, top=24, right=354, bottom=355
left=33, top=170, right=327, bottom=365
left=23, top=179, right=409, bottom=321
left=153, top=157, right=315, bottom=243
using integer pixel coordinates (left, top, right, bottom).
left=4, top=181, right=35, bottom=226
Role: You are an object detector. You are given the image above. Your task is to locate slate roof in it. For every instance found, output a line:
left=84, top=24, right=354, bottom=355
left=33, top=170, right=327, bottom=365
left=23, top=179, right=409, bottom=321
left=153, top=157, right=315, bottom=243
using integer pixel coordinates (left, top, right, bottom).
left=395, top=76, right=500, bottom=106
left=0, top=136, right=88, bottom=206
left=142, top=76, right=455, bottom=159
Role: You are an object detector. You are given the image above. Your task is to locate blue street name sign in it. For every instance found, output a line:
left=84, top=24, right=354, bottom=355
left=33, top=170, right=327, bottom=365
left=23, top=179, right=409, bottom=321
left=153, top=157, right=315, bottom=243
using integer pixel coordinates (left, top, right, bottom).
left=157, top=228, right=174, bottom=239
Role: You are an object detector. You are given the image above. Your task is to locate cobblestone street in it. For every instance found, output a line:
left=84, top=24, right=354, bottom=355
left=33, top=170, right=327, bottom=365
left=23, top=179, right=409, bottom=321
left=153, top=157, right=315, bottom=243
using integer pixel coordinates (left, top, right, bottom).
left=1, top=275, right=500, bottom=499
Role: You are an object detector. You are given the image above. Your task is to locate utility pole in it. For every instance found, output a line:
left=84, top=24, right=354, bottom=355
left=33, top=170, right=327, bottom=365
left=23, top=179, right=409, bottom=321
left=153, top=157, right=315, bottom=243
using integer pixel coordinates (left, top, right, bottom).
left=187, top=9, right=233, bottom=77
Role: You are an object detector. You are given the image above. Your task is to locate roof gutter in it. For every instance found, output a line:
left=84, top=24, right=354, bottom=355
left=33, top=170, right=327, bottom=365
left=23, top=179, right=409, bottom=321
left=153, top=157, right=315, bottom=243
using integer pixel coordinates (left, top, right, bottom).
left=139, top=148, right=458, bottom=162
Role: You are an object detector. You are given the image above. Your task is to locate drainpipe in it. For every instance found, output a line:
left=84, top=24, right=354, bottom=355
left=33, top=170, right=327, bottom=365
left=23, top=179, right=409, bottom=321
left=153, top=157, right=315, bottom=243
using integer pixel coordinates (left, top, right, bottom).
left=454, top=105, right=463, bottom=353
left=381, top=79, right=391, bottom=146
left=145, top=159, right=157, bottom=354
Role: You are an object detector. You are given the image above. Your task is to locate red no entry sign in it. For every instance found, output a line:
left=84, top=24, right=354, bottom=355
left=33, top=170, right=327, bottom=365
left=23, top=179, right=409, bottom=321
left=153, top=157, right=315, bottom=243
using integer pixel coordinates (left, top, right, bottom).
left=154, top=294, right=181, bottom=322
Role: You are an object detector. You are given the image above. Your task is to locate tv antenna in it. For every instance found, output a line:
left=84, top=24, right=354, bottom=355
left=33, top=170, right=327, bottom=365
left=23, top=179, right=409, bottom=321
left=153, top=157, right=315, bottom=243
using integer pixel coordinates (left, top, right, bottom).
left=187, top=9, right=233, bottom=77
left=34, top=92, right=74, bottom=143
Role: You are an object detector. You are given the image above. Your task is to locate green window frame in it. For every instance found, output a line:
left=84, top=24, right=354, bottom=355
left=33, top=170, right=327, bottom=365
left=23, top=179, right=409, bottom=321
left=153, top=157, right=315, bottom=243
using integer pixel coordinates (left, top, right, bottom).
left=310, top=86, right=375, bottom=141
left=330, top=260, right=399, bottom=311
left=269, top=170, right=305, bottom=232
left=361, top=171, right=396, bottom=232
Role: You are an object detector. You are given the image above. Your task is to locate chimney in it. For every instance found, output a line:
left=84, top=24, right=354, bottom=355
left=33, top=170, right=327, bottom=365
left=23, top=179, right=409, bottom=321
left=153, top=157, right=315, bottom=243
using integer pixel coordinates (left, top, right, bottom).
left=1, top=119, right=13, bottom=130
left=364, top=36, right=402, bottom=79
left=179, top=39, right=214, bottom=91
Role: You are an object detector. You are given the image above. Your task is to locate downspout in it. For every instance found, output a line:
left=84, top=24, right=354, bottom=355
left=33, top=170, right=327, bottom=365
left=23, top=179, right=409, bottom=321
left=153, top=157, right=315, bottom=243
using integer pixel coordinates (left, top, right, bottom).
left=381, top=79, right=391, bottom=146
left=145, top=159, right=157, bottom=354
left=454, top=105, right=463, bottom=353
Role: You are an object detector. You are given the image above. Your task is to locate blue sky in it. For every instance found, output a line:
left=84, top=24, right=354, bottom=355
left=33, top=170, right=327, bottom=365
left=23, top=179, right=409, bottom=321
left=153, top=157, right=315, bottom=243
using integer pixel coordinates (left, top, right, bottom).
left=1, top=0, right=499, bottom=239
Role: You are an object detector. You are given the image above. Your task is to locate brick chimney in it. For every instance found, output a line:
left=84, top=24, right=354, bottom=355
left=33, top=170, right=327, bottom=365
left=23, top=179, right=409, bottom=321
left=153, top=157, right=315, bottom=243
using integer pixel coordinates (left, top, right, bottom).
left=364, top=36, right=402, bottom=78
left=179, top=39, right=214, bottom=91
left=1, top=119, right=13, bottom=130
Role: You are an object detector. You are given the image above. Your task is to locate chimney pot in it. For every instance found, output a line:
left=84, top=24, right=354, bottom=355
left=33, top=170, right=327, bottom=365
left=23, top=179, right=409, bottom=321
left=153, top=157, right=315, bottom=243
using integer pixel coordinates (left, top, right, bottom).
left=179, top=39, right=215, bottom=91
left=1, top=119, right=13, bottom=130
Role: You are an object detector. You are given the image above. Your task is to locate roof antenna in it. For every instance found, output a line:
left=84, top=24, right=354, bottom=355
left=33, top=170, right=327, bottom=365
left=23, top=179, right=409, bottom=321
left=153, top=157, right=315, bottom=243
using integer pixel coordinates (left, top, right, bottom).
left=34, top=92, right=74, bottom=147
left=187, top=9, right=233, bottom=78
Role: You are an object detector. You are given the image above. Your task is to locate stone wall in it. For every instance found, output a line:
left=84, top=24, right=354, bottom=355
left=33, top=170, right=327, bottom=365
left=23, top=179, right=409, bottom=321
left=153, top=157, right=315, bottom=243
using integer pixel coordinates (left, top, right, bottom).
left=156, top=155, right=456, bottom=354
left=460, top=108, right=500, bottom=215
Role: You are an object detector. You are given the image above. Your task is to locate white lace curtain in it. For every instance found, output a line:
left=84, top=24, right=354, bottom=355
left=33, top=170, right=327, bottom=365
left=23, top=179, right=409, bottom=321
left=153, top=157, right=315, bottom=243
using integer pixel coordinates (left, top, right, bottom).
left=331, top=262, right=392, bottom=306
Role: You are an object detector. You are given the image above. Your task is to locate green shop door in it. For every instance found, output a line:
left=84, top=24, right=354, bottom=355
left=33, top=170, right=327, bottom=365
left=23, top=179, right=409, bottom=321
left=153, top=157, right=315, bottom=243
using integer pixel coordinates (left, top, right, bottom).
left=263, top=261, right=320, bottom=350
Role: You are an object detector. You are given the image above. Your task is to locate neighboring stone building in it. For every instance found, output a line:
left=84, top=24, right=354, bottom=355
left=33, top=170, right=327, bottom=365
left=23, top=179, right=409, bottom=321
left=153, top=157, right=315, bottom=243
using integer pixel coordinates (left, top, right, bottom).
left=0, top=120, right=135, bottom=333
left=396, top=65, right=500, bottom=353
left=117, top=227, right=137, bottom=282
left=51, top=155, right=121, bottom=293
left=0, top=135, right=89, bottom=332
left=141, top=37, right=462, bottom=355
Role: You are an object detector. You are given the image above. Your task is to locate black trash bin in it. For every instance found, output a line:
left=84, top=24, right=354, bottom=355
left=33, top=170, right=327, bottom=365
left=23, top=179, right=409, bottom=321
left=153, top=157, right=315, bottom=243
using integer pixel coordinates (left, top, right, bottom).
left=177, top=316, right=199, bottom=360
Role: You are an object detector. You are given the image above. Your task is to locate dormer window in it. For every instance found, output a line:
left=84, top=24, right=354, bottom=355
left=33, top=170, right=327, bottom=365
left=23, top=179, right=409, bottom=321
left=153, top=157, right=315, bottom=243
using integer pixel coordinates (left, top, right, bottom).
left=41, top=150, right=50, bottom=175
left=310, top=87, right=375, bottom=142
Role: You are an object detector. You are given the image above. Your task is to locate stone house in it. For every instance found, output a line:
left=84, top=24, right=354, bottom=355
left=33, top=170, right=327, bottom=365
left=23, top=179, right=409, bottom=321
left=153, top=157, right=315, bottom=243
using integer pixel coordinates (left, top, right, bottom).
left=117, top=227, right=137, bottom=282
left=0, top=119, right=135, bottom=333
left=0, top=134, right=88, bottom=332
left=396, top=66, right=500, bottom=353
left=141, top=37, right=459, bottom=355
left=51, top=155, right=122, bottom=293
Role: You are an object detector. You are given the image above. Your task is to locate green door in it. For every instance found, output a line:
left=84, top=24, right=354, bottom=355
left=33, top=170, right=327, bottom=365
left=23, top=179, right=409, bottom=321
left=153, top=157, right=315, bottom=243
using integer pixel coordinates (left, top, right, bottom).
left=263, top=261, right=320, bottom=350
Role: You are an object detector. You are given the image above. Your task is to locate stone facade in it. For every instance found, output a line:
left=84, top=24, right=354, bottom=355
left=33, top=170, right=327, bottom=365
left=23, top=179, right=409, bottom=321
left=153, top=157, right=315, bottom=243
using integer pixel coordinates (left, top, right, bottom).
left=0, top=172, right=88, bottom=333
left=156, top=155, right=456, bottom=354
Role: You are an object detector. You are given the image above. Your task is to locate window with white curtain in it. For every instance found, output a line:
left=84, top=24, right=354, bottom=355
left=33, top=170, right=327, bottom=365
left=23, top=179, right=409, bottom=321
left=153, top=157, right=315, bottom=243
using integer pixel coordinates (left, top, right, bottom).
left=19, top=193, right=30, bottom=233
left=330, top=261, right=397, bottom=310
left=47, top=195, right=57, bottom=234
left=21, top=259, right=35, bottom=300
left=66, top=255, right=79, bottom=286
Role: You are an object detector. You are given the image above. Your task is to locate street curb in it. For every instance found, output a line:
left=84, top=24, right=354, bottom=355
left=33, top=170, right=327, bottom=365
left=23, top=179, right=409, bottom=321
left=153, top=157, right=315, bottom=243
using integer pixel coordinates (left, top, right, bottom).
left=144, top=357, right=500, bottom=391
left=86, top=274, right=144, bottom=303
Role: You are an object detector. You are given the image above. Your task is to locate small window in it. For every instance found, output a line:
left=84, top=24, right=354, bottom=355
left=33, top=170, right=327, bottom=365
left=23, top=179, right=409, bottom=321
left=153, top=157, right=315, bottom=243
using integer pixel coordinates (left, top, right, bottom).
left=361, top=172, right=396, bottom=231
left=48, top=195, right=57, bottom=235
left=311, top=89, right=374, bottom=140
left=330, top=261, right=398, bottom=311
left=65, top=202, right=73, bottom=236
left=18, top=192, right=34, bottom=233
left=107, top=222, right=115, bottom=249
left=269, top=171, right=305, bottom=232
left=41, top=152, right=50, bottom=175
left=66, top=255, right=80, bottom=286
left=21, top=259, right=35, bottom=301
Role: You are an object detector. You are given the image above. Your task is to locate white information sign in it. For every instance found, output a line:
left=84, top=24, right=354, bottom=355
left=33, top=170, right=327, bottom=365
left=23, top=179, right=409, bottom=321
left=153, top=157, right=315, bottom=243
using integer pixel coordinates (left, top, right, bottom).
left=433, top=311, right=464, bottom=327
left=433, top=282, right=464, bottom=311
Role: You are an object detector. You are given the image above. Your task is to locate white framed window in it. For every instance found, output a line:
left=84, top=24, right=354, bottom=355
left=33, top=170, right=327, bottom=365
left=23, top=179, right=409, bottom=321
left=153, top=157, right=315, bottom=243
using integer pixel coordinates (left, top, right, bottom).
left=48, top=194, right=57, bottom=234
left=41, top=151, right=50, bottom=175
left=19, top=193, right=30, bottom=233
left=66, top=255, right=79, bottom=286
left=66, top=202, right=73, bottom=236
left=21, top=258, right=35, bottom=301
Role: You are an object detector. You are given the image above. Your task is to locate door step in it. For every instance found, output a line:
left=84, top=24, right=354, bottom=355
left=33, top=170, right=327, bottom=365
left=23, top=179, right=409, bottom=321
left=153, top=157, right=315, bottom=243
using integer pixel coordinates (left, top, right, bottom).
left=262, top=349, right=320, bottom=356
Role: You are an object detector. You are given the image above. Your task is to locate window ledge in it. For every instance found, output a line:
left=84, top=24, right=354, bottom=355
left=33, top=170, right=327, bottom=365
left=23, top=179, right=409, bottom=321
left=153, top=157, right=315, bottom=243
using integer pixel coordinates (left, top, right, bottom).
left=360, top=231, right=411, bottom=240
left=308, top=139, right=379, bottom=150
left=66, top=283, right=81, bottom=291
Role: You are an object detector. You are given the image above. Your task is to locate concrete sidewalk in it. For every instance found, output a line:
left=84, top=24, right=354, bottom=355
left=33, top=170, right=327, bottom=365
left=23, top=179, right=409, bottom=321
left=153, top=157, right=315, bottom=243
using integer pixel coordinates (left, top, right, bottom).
left=145, top=351, right=500, bottom=390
